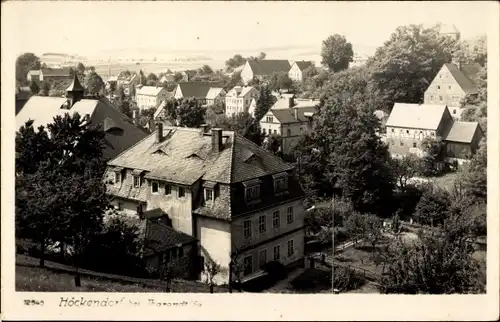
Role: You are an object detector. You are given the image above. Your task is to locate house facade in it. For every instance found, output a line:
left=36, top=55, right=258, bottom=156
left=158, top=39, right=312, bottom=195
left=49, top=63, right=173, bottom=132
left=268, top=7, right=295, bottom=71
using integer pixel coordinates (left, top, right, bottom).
left=117, top=73, right=140, bottom=96
left=241, top=60, right=291, bottom=84
left=225, top=86, right=259, bottom=117
left=384, top=102, right=483, bottom=162
left=423, top=63, right=480, bottom=119
left=288, top=61, right=314, bottom=82
left=174, top=83, right=225, bottom=106
left=259, top=97, right=319, bottom=155
left=135, top=86, right=170, bottom=110
left=104, top=125, right=306, bottom=285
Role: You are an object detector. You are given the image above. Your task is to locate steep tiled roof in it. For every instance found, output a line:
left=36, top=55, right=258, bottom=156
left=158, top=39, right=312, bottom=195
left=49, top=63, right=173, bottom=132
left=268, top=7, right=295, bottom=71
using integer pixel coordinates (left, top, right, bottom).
left=444, top=63, right=477, bottom=94
left=385, top=103, right=448, bottom=130
left=136, top=86, right=165, bottom=96
left=144, top=215, right=196, bottom=256
left=176, top=82, right=223, bottom=99
left=247, top=60, right=291, bottom=76
left=17, top=96, right=147, bottom=160
left=267, top=98, right=319, bottom=124
left=107, top=127, right=294, bottom=185
left=444, top=121, right=481, bottom=143
left=293, top=61, right=314, bottom=71
left=66, top=73, right=85, bottom=92
left=41, top=67, right=71, bottom=77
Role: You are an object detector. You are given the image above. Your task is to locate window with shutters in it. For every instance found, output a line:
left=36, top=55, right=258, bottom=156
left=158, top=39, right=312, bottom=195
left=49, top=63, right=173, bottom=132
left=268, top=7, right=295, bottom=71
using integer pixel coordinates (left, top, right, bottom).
left=273, top=210, right=280, bottom=228
left=243, top=220, right=251, bottom=239
left=287, top=206, right=294, bottom=223
left=259, top=215, right=266, bottom=234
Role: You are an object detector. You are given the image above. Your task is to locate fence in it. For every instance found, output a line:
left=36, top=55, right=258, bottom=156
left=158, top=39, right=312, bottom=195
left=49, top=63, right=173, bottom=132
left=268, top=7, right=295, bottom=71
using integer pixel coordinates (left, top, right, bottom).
left=309, top=254, right=380, bottom=283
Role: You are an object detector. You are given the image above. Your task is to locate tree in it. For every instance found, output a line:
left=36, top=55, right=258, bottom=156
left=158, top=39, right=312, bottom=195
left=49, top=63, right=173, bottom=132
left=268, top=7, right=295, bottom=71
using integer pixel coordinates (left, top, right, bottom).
left=229, top=112, right=262, bottom=145
left=16, top=113, right=109, bottom=272
left=455, top=139, right=487, bottom=203
left=321, top=34, right=354, bottom=72
left=118, top=100, right=133, bottom=119
left=295, top=67, right=394, bottom=216
left=139, top=70, right=147, bottom=85
left=76, top=62, right=86, bottom=76
left=204, top=260, right=222, bottom=293
left=199, top=65, right=214, bottom=76
left=141, top=107, right=156, bottom=119
left=367, top=24, right=458, bottom=111
left=262, top=134, right=281, bottom=155
left=147, top=73, right=158, bottom=82
left=85, top=71, right=105, bottom=95
left=108, top=81, right=117, bottom=96
left=176, top=98, right=205, bottom=127
left=39, top=81, right=51, bottom=96
left=29, top=80, right=40, bottom=95
left=254, top=86, right=275, bottom=121
left=16, top=53, right=41, bottom=84
left=225, top=54, right=247, bottom=71
left=413, top=185, right=451, bottom=227
left=380, top=213, right=484, bottom=294
left=391, top=154, right=422, bottom=192
left=421, top=137, right=445, bottom=176
left=173, top=72, right=184, bottom=83
left=223, top=71, right=243, bottom=91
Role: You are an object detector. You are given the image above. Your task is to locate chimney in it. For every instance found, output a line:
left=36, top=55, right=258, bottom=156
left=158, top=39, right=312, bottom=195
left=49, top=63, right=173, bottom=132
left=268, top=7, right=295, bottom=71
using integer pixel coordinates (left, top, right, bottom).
left=211, top=128, right=223, bottom=153
left=288, top=97, right=294, bottom=108
left=132, top=109, right=140, bottom=125
left=155, top=122, right=164, bottom=143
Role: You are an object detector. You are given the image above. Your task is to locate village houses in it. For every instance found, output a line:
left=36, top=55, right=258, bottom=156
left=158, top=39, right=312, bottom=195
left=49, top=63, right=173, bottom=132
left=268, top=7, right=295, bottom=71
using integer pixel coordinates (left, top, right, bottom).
left=117, top=73, right=140, bottom=96
left=135, top=86, right=171, bottom=110
left=104, top=124, right=306, bottom=284
left=259, top=97, right=319, bottom=155
left=423, top=62, right=481, bottom=119
left=384, top=103, right=484, bottom=163
left=174, top=82, right=226, bottom=106
left=225, top=86, right=259, bottom=117
left=241, top=59, right=291, bottom=84
left=288, top=61, right=314, bottom=82
left=16, top=74, right=147, bottom=161
left=27, top=67, right=71, bottom=83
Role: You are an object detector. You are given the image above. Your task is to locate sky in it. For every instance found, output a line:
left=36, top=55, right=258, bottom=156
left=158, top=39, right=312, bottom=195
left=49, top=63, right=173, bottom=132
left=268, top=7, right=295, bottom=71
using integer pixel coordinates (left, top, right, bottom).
left=3, top=1, right=494, bottom=59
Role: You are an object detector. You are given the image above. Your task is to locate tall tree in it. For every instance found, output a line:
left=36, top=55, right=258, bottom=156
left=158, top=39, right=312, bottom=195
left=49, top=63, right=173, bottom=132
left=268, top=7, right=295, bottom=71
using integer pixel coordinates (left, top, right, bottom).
left=199, top=65, right=214, bottom=76
left=176, top=98, right=205, bottom=128
left=16, top=53, right=41, bottom=84
left=225, top=54, right=247, bottom=71
left=321, top=34, right=354, bottom=72
left=262, top=134, right=281, bottom=155
left=29, top=80, right=40, bottom=95
left=147, top=73, right=158, bottom=82
left=413, top=185, right=451, bottom=227
left=254, top=86, right=275, bottom=121
left=391, top=154, right=422, bottom=192
left=76, top=62, right=86, bottom=75
left=366, top=24, right=457, bottom=111
left=85, top=71, right=105, bottom=95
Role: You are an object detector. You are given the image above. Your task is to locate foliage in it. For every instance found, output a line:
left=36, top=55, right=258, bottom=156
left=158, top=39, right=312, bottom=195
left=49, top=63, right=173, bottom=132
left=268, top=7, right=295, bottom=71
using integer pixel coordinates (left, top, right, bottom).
left=321, top=34, right=354, bottom=72
left=420, top=137, right=445, bottom=176
left=225, top=54, right=247, bottom=71
left=413, top=185, right=451, bottom=226
left=262, top=134, right=281, bottom=155
left=198, top=65, right=214, bottom=75
left=16, top=53, right=41, bottom=84
left=39, top=81, right=51, bottom=96
left=204, top=260, right=222, bottom=293
left=253, top=86, right=275, bottom=121
left=391, top=154, right=422, bottom=191
left=76, top=62, right=86, bottom=75
left=380, top=214, right=484, bottom=294
left=366, top=24, right=460, bottom=111
left=223, top=71, right=244, bottom=91
left=29, top=80, right=40, bottom=95
left=147, top=73, right=158, bottom=82
left=84, top=71, right=105, bottom=95
left=141, top=107, right=156, bottom=119
left=460, top=65, right=487, bottom=133
left=267, top=72, right=294, bottom=92
left=454, top=139, right=487, bottom=204
left=295, top=68, right=394, bottom=215
left=15, top=113, right=109, bottom=272
left=173, top=72, right=184, bottom=83
left=165, top=98, right=205, bottom=128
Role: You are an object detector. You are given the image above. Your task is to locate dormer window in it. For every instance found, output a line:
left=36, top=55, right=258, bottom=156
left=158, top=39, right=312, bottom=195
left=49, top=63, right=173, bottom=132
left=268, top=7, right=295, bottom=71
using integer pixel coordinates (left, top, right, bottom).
left=112, top=167, right=124, bottom=184
left=133, top=176, right=141, bottom=188
left=205, top=188, right=214, bottom=202
left=132, top=169, right=145, bottom=187
left=243, top=179, right=261, bottom=204
left=203, top=181, right=217, bottom=204
left=273, top=172, right=288, bottom=194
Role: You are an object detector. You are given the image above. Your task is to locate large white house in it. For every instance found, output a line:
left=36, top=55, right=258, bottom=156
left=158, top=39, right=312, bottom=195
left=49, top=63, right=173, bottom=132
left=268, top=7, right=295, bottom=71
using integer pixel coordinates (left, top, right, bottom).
left=135, top=86, right=170, bottom=110
left=105, top=125, right=306, bottom=285
left=225, top=86, right=259, bottom=117
left=288, top=61, right=314, bottom=82
left=173, top=82, right=226, bottom=106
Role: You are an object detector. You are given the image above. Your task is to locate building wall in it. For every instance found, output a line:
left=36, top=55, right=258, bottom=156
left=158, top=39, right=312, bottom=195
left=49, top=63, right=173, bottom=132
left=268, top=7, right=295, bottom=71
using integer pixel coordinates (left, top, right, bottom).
left=236, top=228, right=305, bottom=278
left=231, top=198, right=305, bottom=253
left=423, top=65, right=467, bottom=118
left=280, top=121, right=310, bottom=155
left=288, top=64, right=303, bottom=82
left=145, top=243, right=194, bottom=279
left=259, top=111, right=282, bottom=135
left=385, top=127, right=437, bottom=157
left=111, top=197, right=140, bottom=217
left=146, top=179, right=194, bottom=236
left=196, top=215, right=231, bottom=285
left=225, top=88, right=258, bottom=117
left=241, top=62, right=254, bottom=84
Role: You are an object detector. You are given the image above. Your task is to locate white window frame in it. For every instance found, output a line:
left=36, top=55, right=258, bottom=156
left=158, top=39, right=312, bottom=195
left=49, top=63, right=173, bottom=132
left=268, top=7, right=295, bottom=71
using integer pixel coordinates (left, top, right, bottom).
left=133, top=176, right=141, bottom=188
left=114, top=172, right=121, bottom=184
left=204, top=188, right=214, bottom=202
left=258, top=215, right=266, bottom=234
left=272, top=210, right=280, bottom=228
left=151, top=181, right=159, bottom=194
left=273, top=245, right=280, bottom=261
left=243, top=220, right=252, bottom=239
left=287, top=240, right=294, bottom=257
left=287, top=206, right=294, bottom=224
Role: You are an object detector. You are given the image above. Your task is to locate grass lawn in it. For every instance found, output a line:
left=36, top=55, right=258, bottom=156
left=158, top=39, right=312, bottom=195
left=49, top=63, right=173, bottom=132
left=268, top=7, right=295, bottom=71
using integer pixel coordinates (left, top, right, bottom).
left=334, top=239, right=391, bottom=278
left=429, top=172, right=458, bottom=192
left=16, top=255, right=228, bottom=293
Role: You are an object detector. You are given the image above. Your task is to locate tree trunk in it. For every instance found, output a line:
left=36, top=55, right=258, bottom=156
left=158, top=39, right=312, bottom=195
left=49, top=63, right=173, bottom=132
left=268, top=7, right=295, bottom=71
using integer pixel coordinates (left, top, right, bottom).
left=74, top=254, right=81, bottom=287
left=210, top=284, right=214, bottom=294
